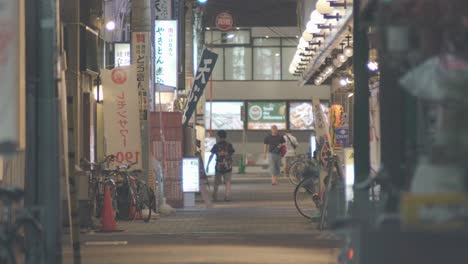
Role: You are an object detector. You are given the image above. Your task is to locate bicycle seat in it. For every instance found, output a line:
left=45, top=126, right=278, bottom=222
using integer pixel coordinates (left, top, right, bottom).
left=0, top=186, right=25, bottom=202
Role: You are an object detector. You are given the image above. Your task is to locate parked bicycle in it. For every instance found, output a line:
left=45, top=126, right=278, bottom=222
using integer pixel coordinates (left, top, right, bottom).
left=318, top=154, right=345, bottom=230
left=114, top=162, right=155, bottom=222
left=293, top=154, right=345, bottom=230
left=287, top=152, right=315, bottom=185
left=293, top=158, right=321, bottom=219
left=0, top=186, right=45, bottom=264
left=80, top=155, right=119, bottom=223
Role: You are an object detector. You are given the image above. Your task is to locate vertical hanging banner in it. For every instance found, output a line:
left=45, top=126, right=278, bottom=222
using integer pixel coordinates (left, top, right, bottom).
left=0, top=1, right=19, bottom=154
left=154, top=0, right=172, bottom=20
left=102, top=66, right=142, bottom=169
left=155, top=20, right=178, bottom=91
left=182, top=49, right=218, bottom=126
left=312, top=97, right=334, bottom=192
left=312, top=97, right=333, bottom=164
left=132, top=32, right=151, bottom=121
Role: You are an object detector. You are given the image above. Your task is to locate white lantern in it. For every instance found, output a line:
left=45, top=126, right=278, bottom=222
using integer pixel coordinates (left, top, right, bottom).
left=302, top=31, right=314, bottom=42
left=306, top=20, right=321, bottom=34
left=314, top=79, right=321, bottom=85
left=344, top=46, right=353, bottom=57
left=316, top=0, right=333, bottom=14
left=333, top=58, right=342, bottom=67
left=326, top=65, right=334, bottom=74
left=338, top=53, right=347, bottom=63
left=299, top=37, right=308, bottom=48
left=310, top=10, right=326, bottom=25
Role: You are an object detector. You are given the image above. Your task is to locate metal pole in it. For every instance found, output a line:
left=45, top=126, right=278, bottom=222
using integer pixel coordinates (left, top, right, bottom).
left=25, top=0, right=61, bottom=263
left=352, top=0, right=370, bottom=217
left=131, top=0, right=152, bottom=184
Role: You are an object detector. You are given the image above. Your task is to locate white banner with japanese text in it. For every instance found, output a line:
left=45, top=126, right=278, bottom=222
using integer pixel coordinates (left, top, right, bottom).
left=0, top=1, right=19, bottom=154
left=102, top=66, right=143, bottom=169
left=155, top=20, right=178, bottom=90
left=132, top=32, right=151, bottom=120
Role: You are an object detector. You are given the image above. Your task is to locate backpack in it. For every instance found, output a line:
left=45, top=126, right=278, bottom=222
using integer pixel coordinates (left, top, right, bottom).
left=215, top=142, right=233, bottom=173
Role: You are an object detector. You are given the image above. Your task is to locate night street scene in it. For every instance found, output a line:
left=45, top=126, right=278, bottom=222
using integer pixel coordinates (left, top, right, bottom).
left=1, top=0, right=468, bottom=263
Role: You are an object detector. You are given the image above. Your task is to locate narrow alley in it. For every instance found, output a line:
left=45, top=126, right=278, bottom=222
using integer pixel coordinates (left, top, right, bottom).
left=63, top=173, right=341, bottom=264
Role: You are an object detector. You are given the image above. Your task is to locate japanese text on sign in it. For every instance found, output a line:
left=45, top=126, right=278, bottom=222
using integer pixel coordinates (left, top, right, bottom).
left=132, top=32, right=150, bottom=120
left=102, top=66, right=143, bottom=169
left=155, top=20, right=178, bottom=90
left=182, top=49, right=218, bottom=126
left=154, top=0, right=171, bottom=20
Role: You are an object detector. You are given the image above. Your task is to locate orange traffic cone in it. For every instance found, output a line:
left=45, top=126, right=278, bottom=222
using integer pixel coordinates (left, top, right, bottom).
left=100, top=185, right=122, bottom=232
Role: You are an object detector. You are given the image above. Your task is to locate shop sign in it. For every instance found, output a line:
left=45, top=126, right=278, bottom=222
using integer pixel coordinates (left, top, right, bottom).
left=132, top=32, right=151, bottom=118
left=182, top=157, right=200, bottom=192
left=335, top=128, right=349, bottom=148
left=102, top=66, right=142, bottom=169
left=247, top=102, right=286, bottom=130
left=155, top=20, right=178, bottom=90
left=154, top=0, right=171, bottom=20
left=114, top=43, right=130, bottom=67
left=182, top=48, right=218, bottom=126
left=216, top=12, right=233, bottom=31
left=0, top=0, right=19, bottom=154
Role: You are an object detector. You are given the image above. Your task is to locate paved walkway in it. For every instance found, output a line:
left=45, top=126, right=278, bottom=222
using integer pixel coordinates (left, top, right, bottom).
left=63, top=173, right=342, bottom=264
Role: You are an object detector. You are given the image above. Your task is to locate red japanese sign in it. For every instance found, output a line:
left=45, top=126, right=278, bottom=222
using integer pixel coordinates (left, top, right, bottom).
left=216, top=12, right=234, bottom=31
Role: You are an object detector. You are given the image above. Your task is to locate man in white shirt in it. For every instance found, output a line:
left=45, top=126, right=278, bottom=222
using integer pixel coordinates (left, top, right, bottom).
left=283, top=130, right=299, bottom=176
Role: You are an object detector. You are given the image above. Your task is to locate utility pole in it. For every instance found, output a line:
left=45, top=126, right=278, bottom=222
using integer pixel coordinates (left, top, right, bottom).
left=25, top=0, right=61, bottom=263
left=131, top=0, right=152, bottom=185
left=352, top=0, right=370, bottom=218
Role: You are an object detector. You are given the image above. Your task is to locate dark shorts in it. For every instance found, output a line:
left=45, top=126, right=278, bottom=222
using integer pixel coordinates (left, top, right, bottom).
left=214, top=171, right=232, bottom=185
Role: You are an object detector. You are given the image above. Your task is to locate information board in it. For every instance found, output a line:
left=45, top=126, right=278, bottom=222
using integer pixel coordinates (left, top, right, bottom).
left=247, top=102, right=286, bottom=130
left=182, top=158, right=200, bottom=192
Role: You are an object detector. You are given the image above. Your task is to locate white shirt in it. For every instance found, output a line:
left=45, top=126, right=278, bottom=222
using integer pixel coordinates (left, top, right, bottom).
left=283, top=133, right=298, bottom=157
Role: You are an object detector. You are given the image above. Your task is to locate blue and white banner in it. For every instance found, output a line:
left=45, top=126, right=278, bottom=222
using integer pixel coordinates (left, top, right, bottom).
left=182, top=49, right=218, bottom=126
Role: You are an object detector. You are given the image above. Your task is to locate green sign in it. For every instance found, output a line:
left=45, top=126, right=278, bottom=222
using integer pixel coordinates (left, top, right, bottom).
left=247, top=102, right=286, bottom=130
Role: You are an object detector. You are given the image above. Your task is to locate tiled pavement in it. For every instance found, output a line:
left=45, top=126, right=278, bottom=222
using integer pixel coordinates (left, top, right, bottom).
left=85, top=173, right=341, bottom=240
left=63, top=173, right=342, bottom=264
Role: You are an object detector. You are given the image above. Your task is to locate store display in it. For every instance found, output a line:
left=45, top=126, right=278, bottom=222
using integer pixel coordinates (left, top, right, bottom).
left=289, top=102, right=314, bottom=130
left=204, top=102, right=244, bottom=130
left=247, top=102, right=286, bottom=130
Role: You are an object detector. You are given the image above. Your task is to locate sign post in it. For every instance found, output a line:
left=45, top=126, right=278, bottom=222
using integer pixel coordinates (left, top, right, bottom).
left=182, top=157, right=200, bottom=207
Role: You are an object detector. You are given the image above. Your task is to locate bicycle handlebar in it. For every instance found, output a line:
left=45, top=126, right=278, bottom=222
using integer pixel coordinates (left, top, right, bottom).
left=118, top=161, right=137, bottom=170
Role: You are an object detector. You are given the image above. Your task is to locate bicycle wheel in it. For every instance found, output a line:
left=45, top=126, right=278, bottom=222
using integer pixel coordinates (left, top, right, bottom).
left=135, top=182, right=154, bottom=222
left=288, top=161, right=307, bottom=185
left=294, top=176, right=321, bottom=219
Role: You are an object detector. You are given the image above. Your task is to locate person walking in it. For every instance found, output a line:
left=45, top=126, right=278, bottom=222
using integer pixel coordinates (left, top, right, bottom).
left=264, top=125, right=285, bottom=185
left=283, top=130, right=299, bottom=176
left=206, top=130, right=235, bottom=202
left=195, top=139, right=213, bottom=208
